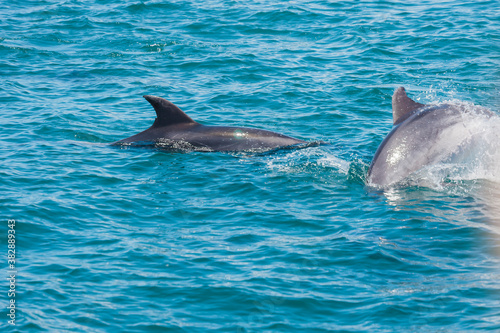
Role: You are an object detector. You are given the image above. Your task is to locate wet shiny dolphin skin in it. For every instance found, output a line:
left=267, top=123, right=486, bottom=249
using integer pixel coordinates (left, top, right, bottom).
left=113, top=95, right=306, bottom=152
left=367, top=87, right=496, bottom=187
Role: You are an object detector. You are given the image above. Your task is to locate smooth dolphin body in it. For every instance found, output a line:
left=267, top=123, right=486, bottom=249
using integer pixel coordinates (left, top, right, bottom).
left=367, top=87, right=496, bottom=187
left=114, top=95, right=306, bottom=151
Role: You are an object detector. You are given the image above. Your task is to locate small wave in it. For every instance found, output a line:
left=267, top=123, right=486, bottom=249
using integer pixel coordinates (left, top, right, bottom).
left=263, top=145, right=352, bottom=181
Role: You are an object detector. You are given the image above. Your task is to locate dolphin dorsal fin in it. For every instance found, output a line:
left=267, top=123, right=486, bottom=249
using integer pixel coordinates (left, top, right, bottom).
left=143, top=95, right=197, bottom=128
left=392, top=87, right=425, bottom=125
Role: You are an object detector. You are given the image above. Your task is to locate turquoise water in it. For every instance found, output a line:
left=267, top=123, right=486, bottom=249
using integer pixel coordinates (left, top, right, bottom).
left=2, top=0, right=500, bottom=331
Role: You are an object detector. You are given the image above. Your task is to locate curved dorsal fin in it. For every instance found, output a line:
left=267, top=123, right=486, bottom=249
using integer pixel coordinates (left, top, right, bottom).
left=392, top=87, right=425, bottom=125
left=143, top=95, right=198, bottom=128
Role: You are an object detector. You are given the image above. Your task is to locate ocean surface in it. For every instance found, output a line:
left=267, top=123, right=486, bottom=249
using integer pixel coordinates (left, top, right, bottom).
left=1, top=0, right=500, bottom=332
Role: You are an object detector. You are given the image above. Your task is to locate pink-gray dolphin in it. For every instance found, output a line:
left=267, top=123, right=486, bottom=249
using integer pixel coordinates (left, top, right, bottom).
left=367, top=87, right=496, bottom=187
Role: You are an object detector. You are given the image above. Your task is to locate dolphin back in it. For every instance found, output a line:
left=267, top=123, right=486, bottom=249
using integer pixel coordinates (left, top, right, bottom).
left=113, top=95, right=307, bottom=151
left=367, top=87, right=496, bottom=187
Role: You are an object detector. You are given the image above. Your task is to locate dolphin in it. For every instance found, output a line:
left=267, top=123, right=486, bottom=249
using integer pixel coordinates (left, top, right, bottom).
left=113, top=95, right=306, bottom=151
left=367, top=87, right=496, bottom=187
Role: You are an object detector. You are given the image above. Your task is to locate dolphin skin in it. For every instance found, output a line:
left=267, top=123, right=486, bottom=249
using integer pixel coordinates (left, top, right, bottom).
left=367, top=87, right=496, bottom=187
left=113, top=95, right=306, bottom=151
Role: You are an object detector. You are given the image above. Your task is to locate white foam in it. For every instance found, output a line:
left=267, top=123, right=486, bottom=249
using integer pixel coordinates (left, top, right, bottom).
left=265, top=147, right=351, bottom=175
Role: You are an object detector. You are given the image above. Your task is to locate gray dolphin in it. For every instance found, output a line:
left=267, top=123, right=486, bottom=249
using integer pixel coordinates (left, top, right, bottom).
left=113, top=95, right=306, bottom=151
left=367, top=87, right=496, bottom=187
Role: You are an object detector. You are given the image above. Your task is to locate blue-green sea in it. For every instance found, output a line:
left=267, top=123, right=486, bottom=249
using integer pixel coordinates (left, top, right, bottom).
left=2, top=0, right=500, bottom=332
